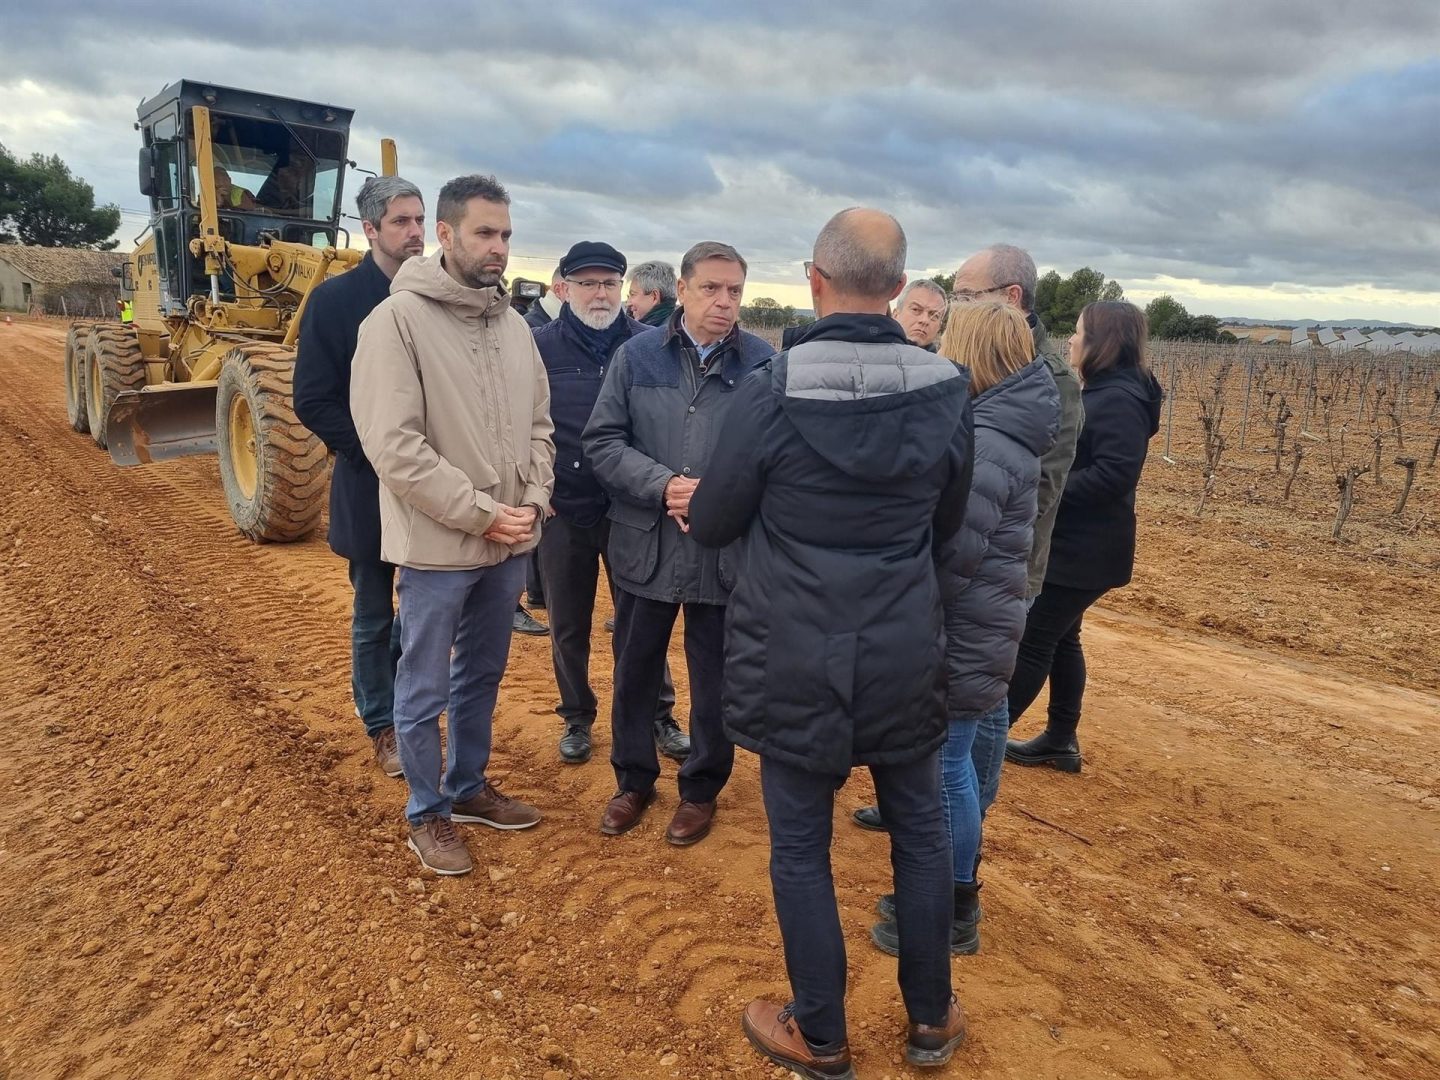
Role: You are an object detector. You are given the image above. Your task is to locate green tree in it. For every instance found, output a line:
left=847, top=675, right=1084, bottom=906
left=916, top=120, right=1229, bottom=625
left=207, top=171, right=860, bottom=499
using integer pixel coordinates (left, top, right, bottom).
left=0, top=148, right=120, bottom=249
left=930, top=270, right=955, bottom=294
left=1144, top=294, right=1191, bottom=340
left=1036, top=266, right=1124, bottom=336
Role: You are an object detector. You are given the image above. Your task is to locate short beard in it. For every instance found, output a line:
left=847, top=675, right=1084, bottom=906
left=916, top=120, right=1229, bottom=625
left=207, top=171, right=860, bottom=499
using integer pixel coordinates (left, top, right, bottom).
left=573, top=302, right=621, bottom=331
left=446, top=245, right=505, bottom=289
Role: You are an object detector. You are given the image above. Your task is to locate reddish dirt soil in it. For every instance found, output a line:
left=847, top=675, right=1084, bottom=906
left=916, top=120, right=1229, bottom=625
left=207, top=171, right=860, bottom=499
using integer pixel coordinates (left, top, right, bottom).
left=0, top=318, right=1436, bottom=1080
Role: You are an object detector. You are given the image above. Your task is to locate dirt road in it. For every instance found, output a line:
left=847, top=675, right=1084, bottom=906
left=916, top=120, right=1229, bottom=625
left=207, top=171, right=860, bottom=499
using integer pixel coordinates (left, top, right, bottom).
left=1, top=319, right=1436, bottom=1080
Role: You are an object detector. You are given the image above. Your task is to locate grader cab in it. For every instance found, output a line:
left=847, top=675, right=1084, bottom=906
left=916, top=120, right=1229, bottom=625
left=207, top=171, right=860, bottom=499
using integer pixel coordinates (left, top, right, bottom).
left=62, top=80, right=397, bottom=541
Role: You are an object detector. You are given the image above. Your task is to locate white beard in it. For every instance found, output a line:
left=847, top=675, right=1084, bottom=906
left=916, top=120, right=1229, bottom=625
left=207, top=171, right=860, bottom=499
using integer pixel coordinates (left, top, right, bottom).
left=574, top=302, right=621, bottom=331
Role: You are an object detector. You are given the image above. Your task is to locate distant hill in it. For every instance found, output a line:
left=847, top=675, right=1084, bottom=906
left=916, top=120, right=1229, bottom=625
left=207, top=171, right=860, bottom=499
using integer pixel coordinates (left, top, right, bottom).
left=1219, top=317, right=1438, bottom=331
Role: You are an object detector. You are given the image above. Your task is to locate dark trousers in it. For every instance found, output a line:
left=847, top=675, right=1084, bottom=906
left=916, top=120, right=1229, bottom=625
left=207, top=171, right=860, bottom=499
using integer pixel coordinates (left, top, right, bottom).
left=347, top=559, right=400, bottom=737
left=761, top=753, right=953, bottom=1046
left=610, top=589, right=729, bottom=802
left=1007, top=583, right=1109, bottom=735
left=525, top=551, right=545, bottom=606
left=538, top=515, right=676, bottom=729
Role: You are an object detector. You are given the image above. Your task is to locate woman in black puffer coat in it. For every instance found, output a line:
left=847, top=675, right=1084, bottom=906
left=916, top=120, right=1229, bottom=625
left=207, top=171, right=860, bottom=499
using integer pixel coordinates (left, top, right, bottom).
left=867, top=302, right=1058, bottom=959
left=1005, top=301, right=1163, bottom=773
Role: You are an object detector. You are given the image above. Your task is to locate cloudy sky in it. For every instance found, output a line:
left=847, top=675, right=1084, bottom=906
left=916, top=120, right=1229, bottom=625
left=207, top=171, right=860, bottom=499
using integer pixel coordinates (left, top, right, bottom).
left=3, top=1, right=1439, bottom=323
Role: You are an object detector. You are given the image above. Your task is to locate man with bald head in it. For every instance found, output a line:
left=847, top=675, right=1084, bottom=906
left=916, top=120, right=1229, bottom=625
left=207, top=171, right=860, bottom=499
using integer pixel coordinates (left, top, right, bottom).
left=691, top=207, right=973, bottom=1074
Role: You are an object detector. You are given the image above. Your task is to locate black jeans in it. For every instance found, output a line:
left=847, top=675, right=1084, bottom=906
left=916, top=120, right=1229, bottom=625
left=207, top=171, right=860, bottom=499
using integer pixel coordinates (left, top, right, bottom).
left=760, top=753, right=953, bottom=1046
left=610, top=589, right=730, bottom=803
left=525, top=551, right=545, bottom=607
left=1007, top=583, right=1109, bottom=736
left=538, top=515, right=676, bottom=730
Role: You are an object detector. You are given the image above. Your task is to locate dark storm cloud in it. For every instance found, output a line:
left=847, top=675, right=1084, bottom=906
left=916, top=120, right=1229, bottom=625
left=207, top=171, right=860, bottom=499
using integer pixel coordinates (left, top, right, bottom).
left=2, top=1, right=1438, bottom=308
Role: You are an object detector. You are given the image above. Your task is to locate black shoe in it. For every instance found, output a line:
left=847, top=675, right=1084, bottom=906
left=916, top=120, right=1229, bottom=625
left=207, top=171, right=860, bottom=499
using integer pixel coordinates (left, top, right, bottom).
left=526, top=593, right=546, bottom=610
left=852, top=805, right=887, bottom=832
left=604, top=617, right=616, bottom=633
left=879, top=879, right=984, bottom=925
left=654, top=719, right=690, bottom=762
left=559, top=725, right=592, bottom=764
left=512, top=607, right=549, bottom=636
left=870, top=884, right=981, bottom=957
left=1004, top=729, right=1081, bottom=772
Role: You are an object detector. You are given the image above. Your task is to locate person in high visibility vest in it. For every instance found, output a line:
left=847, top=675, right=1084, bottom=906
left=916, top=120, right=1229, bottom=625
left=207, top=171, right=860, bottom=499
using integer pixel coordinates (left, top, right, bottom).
left=119, top=300, right=134, bottom=324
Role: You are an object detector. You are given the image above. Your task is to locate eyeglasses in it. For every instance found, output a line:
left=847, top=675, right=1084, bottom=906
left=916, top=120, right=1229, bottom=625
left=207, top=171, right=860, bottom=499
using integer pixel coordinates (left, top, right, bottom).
left=950, top=283, right=1018, bottom=303
left=803, top=260, right=832, bottom=281
left=565, top=277, right=623, bottom=291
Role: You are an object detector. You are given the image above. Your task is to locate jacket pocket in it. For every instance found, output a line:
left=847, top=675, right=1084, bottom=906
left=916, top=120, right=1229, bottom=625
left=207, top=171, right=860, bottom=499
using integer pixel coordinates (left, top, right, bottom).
left=717, top=542, right=741, bottom=591
left=606, top=499, right=661, bottom=584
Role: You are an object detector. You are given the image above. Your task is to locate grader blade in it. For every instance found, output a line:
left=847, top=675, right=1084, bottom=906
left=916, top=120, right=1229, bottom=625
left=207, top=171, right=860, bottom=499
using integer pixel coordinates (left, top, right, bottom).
left=106, top=383, right=219, bottom=466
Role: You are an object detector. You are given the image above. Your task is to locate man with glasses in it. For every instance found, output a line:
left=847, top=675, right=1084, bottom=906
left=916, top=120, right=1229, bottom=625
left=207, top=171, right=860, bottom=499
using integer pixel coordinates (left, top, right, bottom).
left=533, top=242, right=689, bottom=766
left=852, top=244, right=1083, bottom=905
left=893, top=278, right=948, bottom=351
left=584, top=241, right=772, bottom=846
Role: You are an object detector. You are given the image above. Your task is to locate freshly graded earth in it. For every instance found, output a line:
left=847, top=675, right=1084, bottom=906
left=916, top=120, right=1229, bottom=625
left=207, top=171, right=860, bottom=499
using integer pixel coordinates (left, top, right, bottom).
left=1, top=319, right=1436, bottom=1079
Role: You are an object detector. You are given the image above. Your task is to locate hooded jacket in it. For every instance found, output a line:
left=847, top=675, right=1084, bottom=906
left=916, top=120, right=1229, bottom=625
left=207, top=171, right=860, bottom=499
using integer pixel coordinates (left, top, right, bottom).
left=1027, top=315, right=1084, bottom=597
left=689, top=313, right=974, bottom=776
left=937, top=358, right=1060, bottom=717
left=582, top=309, right=772, bottom=605
left=1045, top=364, right=1164, bottom=591
left=351, top=253, right=555, bottom=571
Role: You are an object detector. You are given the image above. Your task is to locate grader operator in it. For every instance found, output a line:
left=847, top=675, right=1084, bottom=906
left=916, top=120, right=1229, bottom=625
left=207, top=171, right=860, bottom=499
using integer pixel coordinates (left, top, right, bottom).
left=62, top=80, right=399, bottom=542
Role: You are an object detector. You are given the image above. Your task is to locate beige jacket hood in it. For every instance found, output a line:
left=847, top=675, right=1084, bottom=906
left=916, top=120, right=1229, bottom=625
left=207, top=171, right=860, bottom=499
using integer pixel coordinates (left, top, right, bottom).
left=351, top=253, right=555, bottom=570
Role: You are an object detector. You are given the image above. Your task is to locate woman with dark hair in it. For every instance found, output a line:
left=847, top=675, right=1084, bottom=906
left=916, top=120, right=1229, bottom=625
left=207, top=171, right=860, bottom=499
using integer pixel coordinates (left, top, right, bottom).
left=1004, top=301, right=1162, bottom=773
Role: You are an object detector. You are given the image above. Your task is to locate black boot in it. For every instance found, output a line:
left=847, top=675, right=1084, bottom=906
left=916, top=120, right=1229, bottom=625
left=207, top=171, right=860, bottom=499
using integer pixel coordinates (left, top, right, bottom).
left=1004, top=728, right=1081, bottom=773
left=951, top=882, right=981, bottom=955
left=869, top=882, right=982, bottom=957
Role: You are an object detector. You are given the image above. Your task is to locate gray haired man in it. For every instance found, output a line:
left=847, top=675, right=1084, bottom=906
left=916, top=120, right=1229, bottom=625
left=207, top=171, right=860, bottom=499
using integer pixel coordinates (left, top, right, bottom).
left=894, top=278, right=947, bottom=351
left=627, top=260, right=678, bottom=327
left=294, top=175, right=426, bottom=778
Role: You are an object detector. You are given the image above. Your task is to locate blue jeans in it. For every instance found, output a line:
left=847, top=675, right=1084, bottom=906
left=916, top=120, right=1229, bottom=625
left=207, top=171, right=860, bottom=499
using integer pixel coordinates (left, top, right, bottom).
left=348, top=559, right=401, bottom=738
left=393, top=559, right=525, bottom=824
left=761, top=753, right=952, bottom=1046
left=973, top=698, right=1010, bottom=820
left=940, top=716, right=981, bottom=885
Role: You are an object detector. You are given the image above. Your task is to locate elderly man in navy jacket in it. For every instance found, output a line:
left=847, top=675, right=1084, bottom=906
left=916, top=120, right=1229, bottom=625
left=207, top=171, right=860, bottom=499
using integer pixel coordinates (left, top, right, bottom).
left=532, top=241, right=688, bottom=767
left=294, top=175, right=425, bottom=778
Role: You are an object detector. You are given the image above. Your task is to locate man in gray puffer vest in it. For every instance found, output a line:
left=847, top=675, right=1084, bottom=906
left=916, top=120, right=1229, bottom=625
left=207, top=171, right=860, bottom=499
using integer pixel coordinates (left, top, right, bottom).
left=691, top=209, right=973, bottom=1075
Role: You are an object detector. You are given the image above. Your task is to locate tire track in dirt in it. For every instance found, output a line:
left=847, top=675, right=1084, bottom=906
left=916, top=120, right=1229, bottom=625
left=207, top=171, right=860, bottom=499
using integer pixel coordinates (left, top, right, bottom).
left=2, top=320, right=1438, bottom=1080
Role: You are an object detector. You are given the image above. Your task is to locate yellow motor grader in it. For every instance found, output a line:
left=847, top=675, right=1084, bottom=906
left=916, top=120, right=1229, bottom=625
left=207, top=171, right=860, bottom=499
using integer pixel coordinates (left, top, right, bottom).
left=62, top=80, right=398, bottom=541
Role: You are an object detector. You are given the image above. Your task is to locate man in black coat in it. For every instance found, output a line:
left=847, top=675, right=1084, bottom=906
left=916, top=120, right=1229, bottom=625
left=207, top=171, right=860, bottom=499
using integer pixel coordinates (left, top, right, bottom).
left=294, top=175, right=425, bottom=778
left=690, top=209, right=973, bottom=1075
left=532, top=241, right=687, bottom=767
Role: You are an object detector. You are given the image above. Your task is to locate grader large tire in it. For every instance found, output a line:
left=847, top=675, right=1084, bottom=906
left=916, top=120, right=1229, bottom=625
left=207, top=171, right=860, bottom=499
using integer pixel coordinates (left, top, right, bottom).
left=215, top=344, right=328, bottom=542
left=64, top=323, right=96, bottom=433
left=83, top=325, right=146, bottom=449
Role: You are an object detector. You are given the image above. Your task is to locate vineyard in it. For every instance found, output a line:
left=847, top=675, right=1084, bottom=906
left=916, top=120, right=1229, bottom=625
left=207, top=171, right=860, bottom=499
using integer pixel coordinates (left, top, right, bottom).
left=1149, top=342, right=1439, bottom=543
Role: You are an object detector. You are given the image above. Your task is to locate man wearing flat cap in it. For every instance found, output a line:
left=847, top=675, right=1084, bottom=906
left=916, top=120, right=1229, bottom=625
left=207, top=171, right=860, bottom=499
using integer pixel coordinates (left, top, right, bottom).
left=532, top=241, right=690, bottom=767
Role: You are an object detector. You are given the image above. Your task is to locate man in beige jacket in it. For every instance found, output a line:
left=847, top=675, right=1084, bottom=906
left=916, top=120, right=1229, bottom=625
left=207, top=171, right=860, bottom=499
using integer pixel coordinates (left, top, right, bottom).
left=352, top=173, right=555, bottom=876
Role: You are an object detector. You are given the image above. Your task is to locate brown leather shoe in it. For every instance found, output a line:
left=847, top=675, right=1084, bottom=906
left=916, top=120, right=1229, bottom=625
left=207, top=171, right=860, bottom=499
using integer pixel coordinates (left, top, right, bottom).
left=451, top=782, right=541, bottom=830
left=741, top=1000, right=855, bottom=1080
left=407, top=815, right=472, bottom=876
left=905, top=994, right=967, bottom=1067
left=665, top=800, right=715, bottom=846
left=599, top=789, right=656, bottom=836
left=372, top=728, right=402, bottom=778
